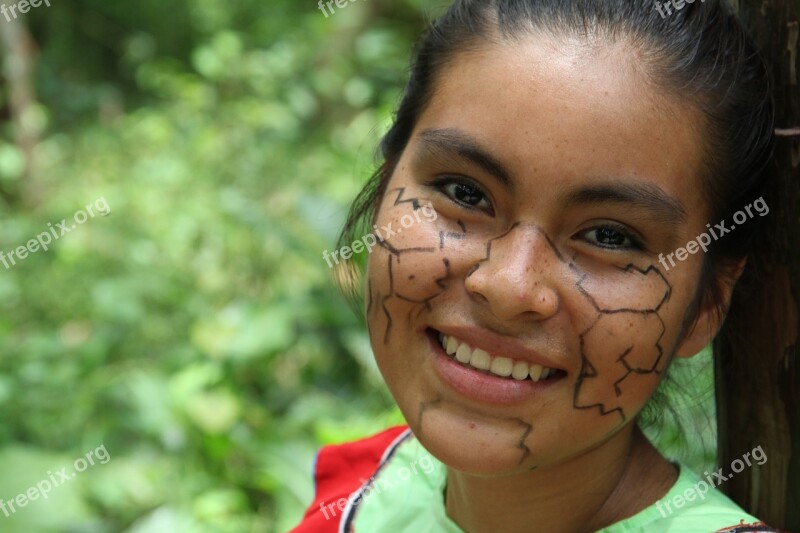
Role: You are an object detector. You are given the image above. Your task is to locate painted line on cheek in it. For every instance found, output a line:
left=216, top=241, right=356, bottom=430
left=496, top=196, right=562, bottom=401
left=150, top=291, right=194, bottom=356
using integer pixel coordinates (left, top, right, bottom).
left=391, top=187, right=422, bottom=210
left=416, top=395, right=443, bottom=438
left=571, top=262, right=673, bottom=422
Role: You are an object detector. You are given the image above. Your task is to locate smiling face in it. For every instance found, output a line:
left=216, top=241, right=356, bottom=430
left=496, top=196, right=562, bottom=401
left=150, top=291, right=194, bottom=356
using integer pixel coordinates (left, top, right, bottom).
left=365, top=35, right=719, bottom=476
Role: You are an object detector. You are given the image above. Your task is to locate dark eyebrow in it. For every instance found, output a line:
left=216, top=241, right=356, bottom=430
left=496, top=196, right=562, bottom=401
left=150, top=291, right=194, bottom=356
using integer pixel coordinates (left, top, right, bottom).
left=417, top=128, right=513, bottom=188
left=561, top=182, right=688, bottom=225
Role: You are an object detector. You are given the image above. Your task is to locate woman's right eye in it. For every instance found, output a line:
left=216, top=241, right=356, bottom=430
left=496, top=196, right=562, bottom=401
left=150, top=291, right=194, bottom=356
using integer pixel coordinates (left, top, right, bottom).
left=434, top=178, right=493, bottom=214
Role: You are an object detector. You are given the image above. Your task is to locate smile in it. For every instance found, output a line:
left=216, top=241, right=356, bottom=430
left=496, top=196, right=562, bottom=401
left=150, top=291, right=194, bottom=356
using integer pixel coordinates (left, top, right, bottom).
left=437, top=332, right=563, bottom=382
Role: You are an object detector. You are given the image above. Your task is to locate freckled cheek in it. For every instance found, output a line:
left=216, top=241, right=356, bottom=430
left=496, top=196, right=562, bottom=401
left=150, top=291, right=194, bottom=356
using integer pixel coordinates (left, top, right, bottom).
left=568, top=259, right=681, bottom=421
left=655, top=303, right=699, bottom=361
left=370, top=210, right=486, bottom=296
left=573, top=260, right=671, bottom=311
left=629, top=275, right=699, bottom=360
left=374, top=207, right=441, bottom=251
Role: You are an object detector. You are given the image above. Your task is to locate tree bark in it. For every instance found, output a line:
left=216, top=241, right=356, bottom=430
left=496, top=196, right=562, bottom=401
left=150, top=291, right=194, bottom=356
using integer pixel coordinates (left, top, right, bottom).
left=715, top=1, right=800, bottom=531
left=0, top=15, right=39, bottom=206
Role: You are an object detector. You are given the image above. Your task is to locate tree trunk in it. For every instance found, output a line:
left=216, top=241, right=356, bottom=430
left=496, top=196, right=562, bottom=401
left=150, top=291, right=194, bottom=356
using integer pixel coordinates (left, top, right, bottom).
left=714, top=1, right=800, bottom=531
left=0, top=16, right=39, bottom=206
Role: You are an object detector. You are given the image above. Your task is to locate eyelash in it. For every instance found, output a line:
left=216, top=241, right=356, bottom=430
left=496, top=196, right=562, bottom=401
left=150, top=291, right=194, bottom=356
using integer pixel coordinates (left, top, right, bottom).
left=428, top=176, right=494, bottom=215
left=577, top=223, right=645, bottom=252
left=426, top=176, right=644, bottom=252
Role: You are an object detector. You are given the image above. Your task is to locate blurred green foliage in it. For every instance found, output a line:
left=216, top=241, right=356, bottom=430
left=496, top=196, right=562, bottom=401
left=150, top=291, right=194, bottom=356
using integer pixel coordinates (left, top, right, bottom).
left=0, top=1, right=717, bottom=531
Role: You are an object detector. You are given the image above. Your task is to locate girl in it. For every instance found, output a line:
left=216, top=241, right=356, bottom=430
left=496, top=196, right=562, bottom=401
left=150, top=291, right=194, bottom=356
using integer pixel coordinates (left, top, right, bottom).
left=294, top=0, right=779, bottom=531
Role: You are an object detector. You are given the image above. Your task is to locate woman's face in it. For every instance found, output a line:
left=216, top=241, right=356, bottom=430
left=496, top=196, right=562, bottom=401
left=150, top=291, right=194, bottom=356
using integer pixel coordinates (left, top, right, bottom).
left=366, top=36, right=716, bottom=475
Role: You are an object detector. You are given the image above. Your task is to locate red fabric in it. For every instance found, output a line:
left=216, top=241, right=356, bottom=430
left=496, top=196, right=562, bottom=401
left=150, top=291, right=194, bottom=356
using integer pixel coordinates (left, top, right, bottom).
left=290, top=425, right=410, bottom=533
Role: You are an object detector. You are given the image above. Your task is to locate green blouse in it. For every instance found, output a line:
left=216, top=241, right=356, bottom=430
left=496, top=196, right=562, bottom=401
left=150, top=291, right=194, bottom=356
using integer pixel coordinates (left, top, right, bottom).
left=353, top=434, right=767, bottom=532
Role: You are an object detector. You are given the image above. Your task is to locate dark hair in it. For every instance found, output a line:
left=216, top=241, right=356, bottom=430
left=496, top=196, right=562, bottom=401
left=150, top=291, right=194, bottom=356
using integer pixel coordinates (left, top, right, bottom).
left=339, top=0, right=774, bottom=320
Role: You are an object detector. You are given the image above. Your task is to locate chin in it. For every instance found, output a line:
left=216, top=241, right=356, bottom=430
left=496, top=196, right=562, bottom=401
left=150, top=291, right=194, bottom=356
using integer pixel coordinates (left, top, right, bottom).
left=424, top=434, right=537, bottom=475
left=406, top=402, right=539, bottom=475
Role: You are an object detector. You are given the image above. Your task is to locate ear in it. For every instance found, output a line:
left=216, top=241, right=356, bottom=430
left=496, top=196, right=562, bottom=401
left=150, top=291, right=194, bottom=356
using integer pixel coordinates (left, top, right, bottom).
left=674, top=258, right=747, bottom=359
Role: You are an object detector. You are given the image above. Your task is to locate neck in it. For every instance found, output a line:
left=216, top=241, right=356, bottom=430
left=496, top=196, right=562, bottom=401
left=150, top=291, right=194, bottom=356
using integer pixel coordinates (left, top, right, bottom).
left=444, top=425, right=677, bottom=533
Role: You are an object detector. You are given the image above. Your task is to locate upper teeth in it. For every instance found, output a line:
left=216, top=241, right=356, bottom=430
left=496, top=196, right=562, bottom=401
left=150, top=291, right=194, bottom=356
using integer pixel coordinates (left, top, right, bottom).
left=439, top=333, right=557, bottom=382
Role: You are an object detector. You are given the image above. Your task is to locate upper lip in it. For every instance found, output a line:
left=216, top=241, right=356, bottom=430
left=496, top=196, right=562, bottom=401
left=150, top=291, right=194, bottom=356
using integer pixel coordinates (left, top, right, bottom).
left=432, top=325, right=567, bottom=372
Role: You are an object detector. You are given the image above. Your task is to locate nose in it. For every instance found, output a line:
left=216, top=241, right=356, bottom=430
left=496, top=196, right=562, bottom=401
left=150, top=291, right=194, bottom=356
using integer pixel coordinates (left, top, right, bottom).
left=464, top=224, right=561, bottom=321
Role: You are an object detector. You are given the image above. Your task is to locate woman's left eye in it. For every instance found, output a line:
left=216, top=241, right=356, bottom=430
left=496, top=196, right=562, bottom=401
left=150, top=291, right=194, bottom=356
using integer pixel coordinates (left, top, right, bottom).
left=579, top=226, right=641, bottom=251
left=430, top=176, right=494, bottom=213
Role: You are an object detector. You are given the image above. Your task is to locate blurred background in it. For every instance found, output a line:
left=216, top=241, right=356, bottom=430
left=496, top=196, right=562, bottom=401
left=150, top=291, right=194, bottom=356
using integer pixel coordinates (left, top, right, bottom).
left=0, top=1, right=717, bottom=531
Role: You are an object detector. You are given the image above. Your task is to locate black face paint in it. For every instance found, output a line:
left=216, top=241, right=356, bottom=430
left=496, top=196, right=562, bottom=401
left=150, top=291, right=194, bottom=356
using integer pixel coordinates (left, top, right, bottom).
left=371, top=205, right=674, bottom=471
left=573, top=264, right=672, bottom=422
left=416, top=395, right=443, bottom=438
left=416, top=394, right=536, bottom=467
left=465, top=222, right=521, bottom=279
left=371, top=190, right=461, bottom=344
left=513, top=418, right=533, bottom=466
left=391, top=187, right=423, bottom=211
left=458, top=222, right=674, bottom=422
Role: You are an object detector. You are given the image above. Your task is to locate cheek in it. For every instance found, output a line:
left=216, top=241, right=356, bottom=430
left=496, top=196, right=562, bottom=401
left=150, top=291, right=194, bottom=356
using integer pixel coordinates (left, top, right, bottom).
left=365, top=194, right=445, bottom=349
left=573, top=312, right=666, bottom=420
left=366, top=203, right=444, bottom=308
left=366, top=193, right=487, bottom=336
left=570, top=259, right=675, bottom=422
left=575, top=262, right=671, bottom=311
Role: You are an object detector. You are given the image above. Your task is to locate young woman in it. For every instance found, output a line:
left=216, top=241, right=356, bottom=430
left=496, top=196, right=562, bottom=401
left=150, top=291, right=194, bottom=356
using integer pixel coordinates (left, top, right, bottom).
left=293, top=0, right=778, bottom=531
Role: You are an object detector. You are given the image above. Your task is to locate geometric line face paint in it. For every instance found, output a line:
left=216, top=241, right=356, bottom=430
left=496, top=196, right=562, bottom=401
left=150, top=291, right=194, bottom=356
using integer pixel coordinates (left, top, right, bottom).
left=460, top=222, right=673, bottom=421
left=416, top=395, right=443, bottom=438
left=573, top=264, right=672, bottom=422
left=369, top=191, right=674, bottom=466
left=416, top=393, right=535, bottom=467
left=370, top=189, right=465, bottom=345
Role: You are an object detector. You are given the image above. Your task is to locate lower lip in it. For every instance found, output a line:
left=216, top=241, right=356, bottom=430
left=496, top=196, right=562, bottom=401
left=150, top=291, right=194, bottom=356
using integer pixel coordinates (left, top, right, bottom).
left=427, top=330, right=562, bottom=405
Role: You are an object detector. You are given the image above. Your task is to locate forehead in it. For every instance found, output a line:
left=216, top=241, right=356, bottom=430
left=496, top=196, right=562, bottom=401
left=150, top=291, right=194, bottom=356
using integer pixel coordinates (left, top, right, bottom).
left=414, top=35, right=709, bottom=218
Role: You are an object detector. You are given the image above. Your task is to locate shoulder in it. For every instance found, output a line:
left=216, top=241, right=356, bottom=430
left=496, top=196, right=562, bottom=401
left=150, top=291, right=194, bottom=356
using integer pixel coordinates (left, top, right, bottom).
left=289, top=425, right=412, bottom=533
